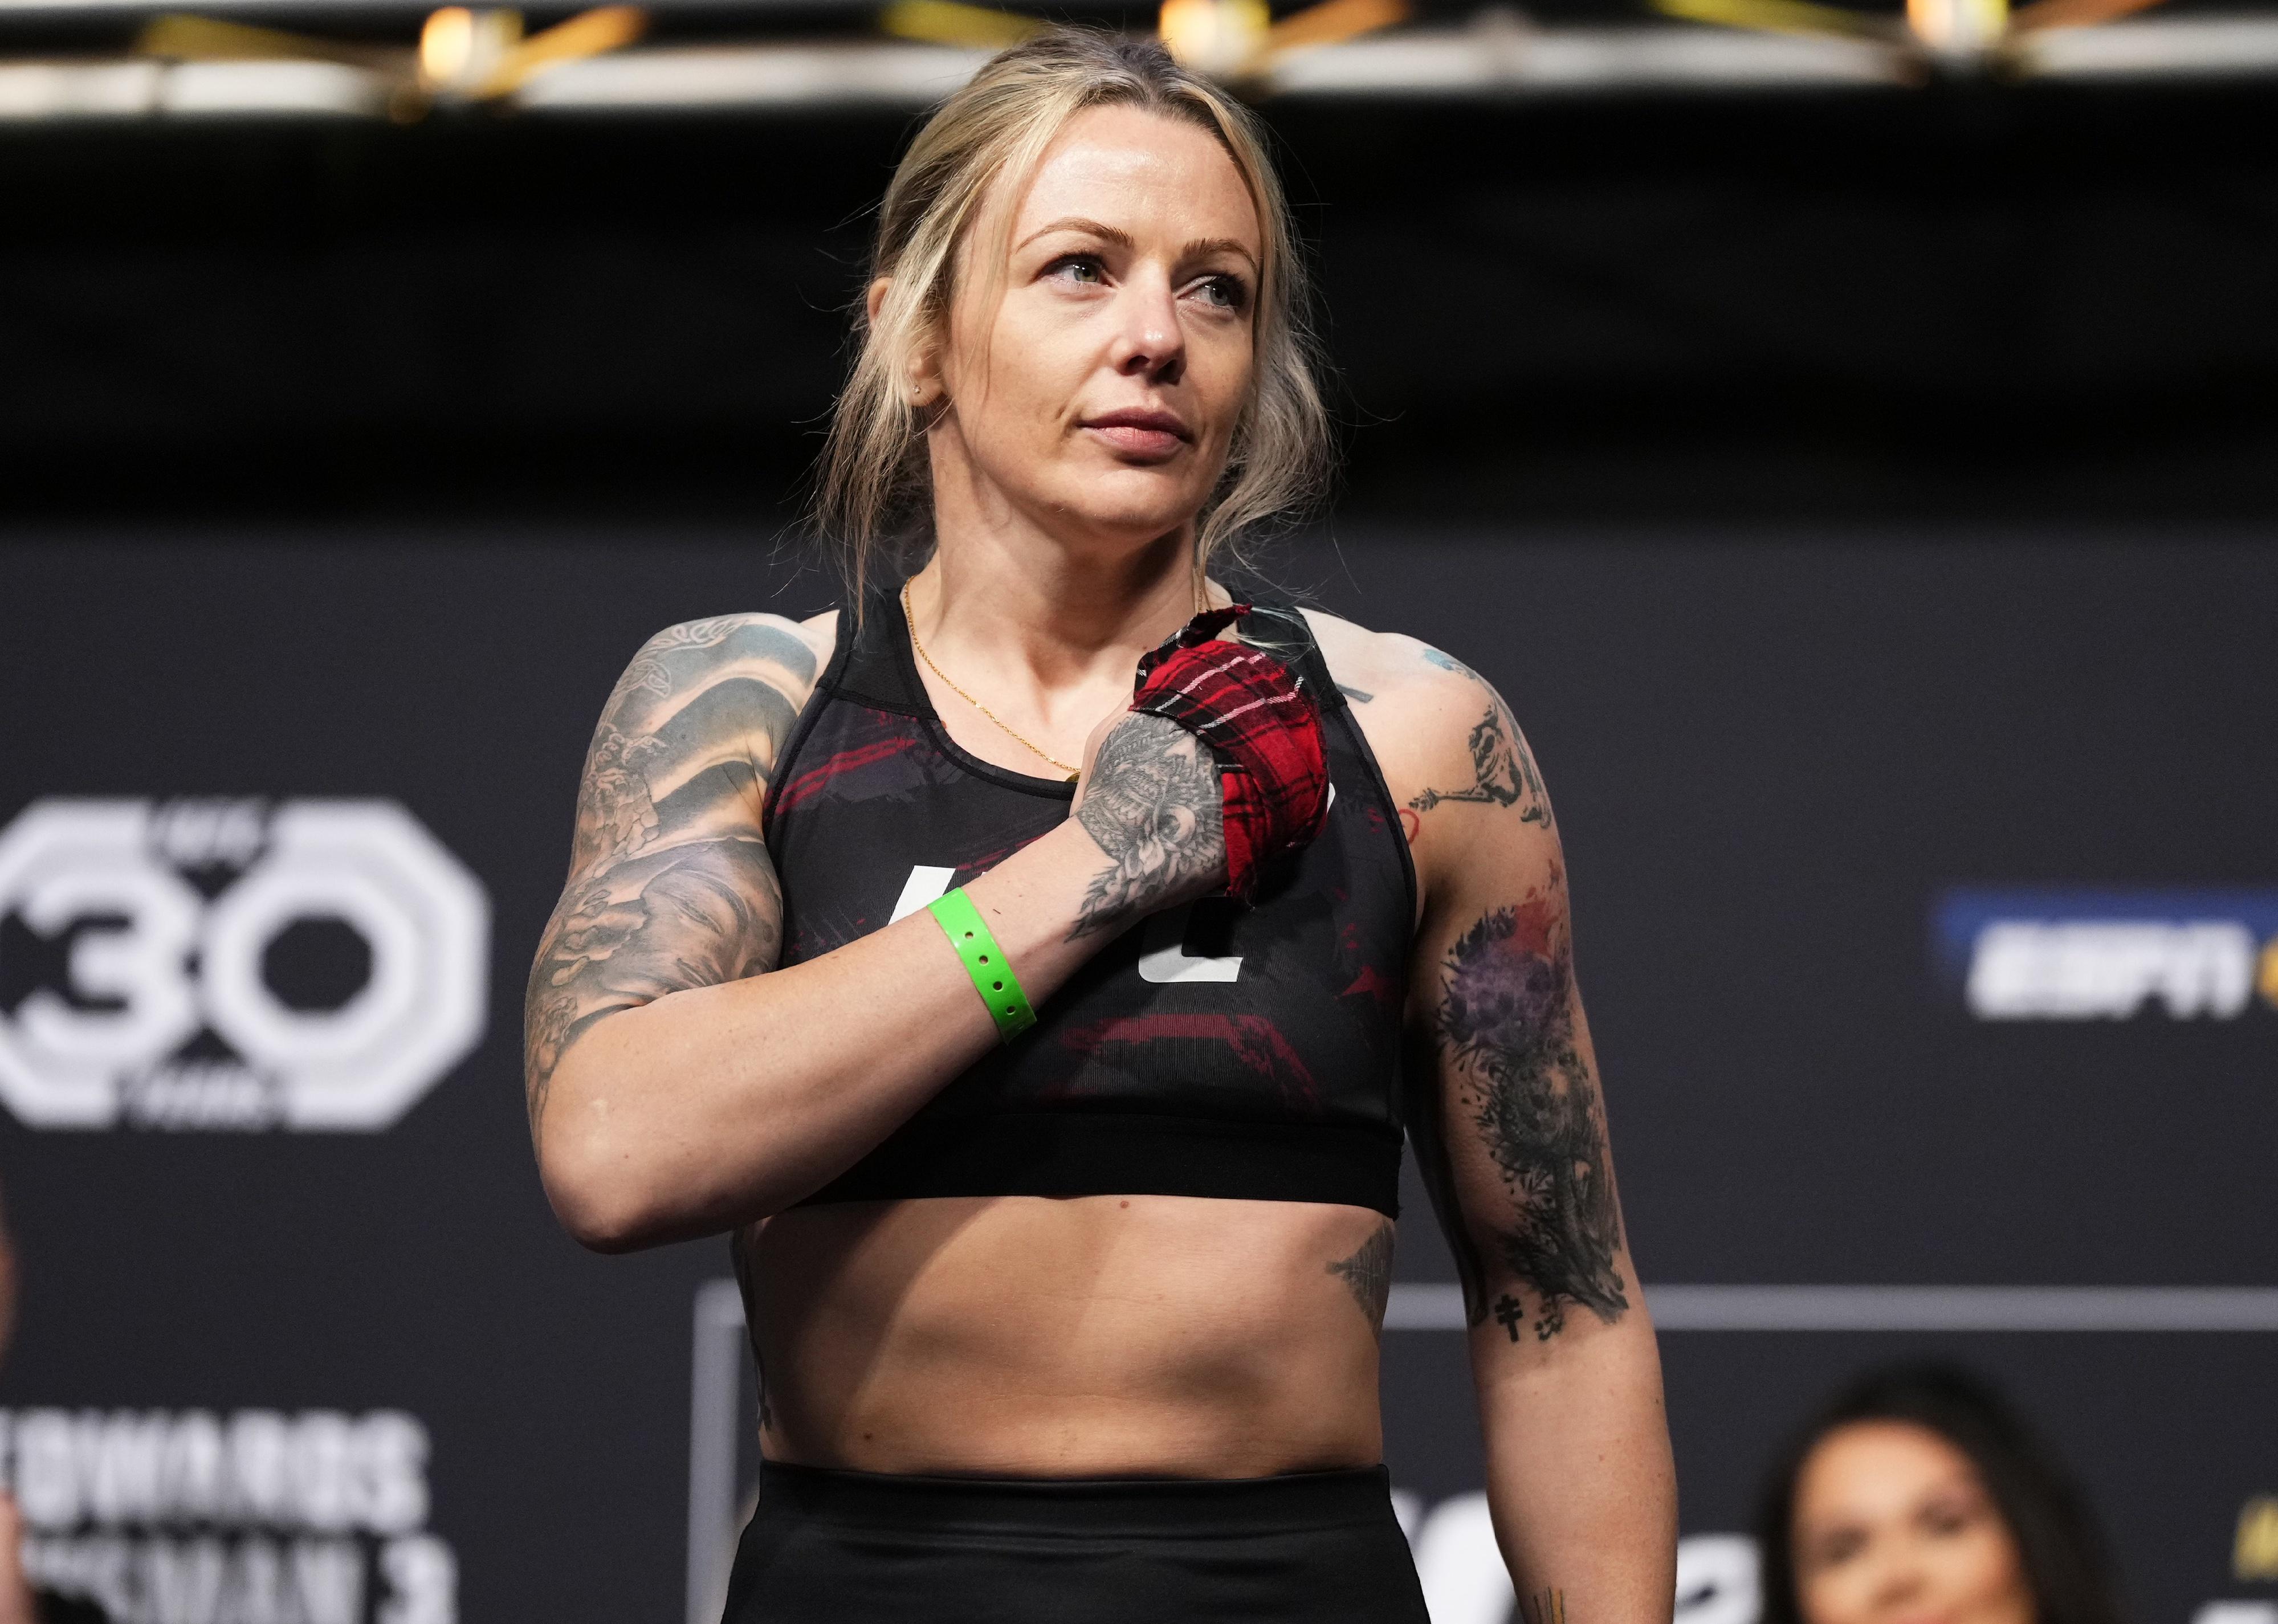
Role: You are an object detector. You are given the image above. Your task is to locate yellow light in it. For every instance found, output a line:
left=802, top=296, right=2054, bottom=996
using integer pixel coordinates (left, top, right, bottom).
left=879, top=0, right=1041, bottom=48
left=1652, top=0, right=1886, bottom=35
left=482, top=5, right=645, bottom=95
left=1906, top=0, right=2007, bottom=50
left=420, top=7, right=475, bottom=83
left=1264, top=0, right=1410, bottom=55
left=1159, top=0, right=1270, bottom=75
left=2239, top=1496, right=2278, bottom=1581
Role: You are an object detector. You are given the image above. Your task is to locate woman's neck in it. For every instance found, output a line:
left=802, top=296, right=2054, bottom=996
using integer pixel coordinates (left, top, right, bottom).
left=911, top=509, right=1213, bottom=700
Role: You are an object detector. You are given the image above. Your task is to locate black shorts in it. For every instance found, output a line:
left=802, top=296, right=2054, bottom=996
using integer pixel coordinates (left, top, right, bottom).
left=722, top=1459, right=1431, bottom=1623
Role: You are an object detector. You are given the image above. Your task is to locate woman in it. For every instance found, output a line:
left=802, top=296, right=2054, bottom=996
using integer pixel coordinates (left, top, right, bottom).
left=1757, top=1364, right=2126, bottom=1624
left=524, top=28, right=1674, bottom=1622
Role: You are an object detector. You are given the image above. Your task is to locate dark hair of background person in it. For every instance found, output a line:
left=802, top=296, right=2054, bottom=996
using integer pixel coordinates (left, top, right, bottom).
left=1754, top=1364, right=2128, bottom=1624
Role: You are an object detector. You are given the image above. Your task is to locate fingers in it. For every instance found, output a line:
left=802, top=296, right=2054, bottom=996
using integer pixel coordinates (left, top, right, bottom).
left=1127, top=639, right=1330, bottom=900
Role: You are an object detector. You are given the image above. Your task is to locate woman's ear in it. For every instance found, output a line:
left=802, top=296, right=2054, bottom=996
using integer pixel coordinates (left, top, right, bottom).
left=906, top=345, right=944, bottom=410
left=871, top=275, right=945, bottom=409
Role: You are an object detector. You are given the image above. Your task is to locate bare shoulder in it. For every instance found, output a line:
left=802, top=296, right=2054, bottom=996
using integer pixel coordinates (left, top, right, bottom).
left=1294, top=606, right=1490, bottom=712
left=567, top=608, right=842, bottom=868
left=1295, top=607, right=1554, bottom=835
left=610, top=610, right=836, bottom=715
left=792, top=607, right=841, bottom=672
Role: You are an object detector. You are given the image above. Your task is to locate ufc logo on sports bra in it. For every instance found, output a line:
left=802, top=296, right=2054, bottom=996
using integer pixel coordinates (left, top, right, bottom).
left=889, top=866, right=1242, bottom=984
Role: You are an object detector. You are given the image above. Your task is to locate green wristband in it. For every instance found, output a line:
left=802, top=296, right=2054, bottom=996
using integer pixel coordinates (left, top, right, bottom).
left=927, top=887, right=1037, bottom=1041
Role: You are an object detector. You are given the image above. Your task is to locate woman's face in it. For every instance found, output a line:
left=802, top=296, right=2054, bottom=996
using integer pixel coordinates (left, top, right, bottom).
left=1791, top=1422, right=2036, bottom=1624
left=924, top=103, right=1262, bottom=551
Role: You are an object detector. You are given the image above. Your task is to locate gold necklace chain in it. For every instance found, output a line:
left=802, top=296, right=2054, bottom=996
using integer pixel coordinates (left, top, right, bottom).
left=900, top=573, right=1216, bottom=784
left=903, top=580, right=1083, bottom=780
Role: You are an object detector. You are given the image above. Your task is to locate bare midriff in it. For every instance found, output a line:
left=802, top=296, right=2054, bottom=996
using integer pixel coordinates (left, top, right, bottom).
left=740, top=1194, right=1391, bottom=1479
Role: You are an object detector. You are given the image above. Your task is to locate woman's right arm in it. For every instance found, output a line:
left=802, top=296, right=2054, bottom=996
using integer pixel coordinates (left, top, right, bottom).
left=525, top=613, right=1224, bottom=1252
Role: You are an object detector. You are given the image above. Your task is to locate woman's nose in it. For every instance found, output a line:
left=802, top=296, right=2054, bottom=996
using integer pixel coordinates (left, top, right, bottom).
left=1861, top=1544, right=1933, bottom=1615
left=1107, top=273, right=1184, bottom=383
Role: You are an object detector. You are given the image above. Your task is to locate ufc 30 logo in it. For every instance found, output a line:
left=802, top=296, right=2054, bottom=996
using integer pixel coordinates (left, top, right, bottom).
left=0, top=799, right=488, bottom=1131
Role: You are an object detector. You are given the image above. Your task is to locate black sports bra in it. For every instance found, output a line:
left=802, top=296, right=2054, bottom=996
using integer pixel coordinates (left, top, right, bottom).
left=764, top=586, right=1417, bottom=1217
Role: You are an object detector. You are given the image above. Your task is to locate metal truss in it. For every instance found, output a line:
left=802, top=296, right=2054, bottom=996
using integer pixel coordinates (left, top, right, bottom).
left=3, top=10, right=2278, bottom=120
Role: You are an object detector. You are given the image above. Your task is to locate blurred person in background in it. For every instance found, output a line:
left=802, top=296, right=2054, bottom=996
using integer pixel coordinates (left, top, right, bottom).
left=0, top=1184, right=25, bottom=1624
left=1756, top=1364, right=2126, bottom=1624
left=524, top=25, right=1674, bottom=1624
left=0, top=1192, right=105, bottom=1624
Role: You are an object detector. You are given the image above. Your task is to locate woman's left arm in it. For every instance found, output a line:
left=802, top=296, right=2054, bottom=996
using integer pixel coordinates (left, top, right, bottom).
left=1394, top=651, right=1678, bottom=1624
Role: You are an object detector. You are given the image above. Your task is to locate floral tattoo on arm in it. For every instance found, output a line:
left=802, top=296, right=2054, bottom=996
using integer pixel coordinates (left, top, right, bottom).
left=1414, top=881, right=1628, bottom=1343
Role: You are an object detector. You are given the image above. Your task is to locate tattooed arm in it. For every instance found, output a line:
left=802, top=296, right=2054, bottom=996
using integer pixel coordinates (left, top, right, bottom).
left=524, top=614, right=809, bottom=1141
left=1396, top=649, right=1677, bottom=1623
left=1302, top=611, right=1675, bottom=1621
left=527, top=622, right=1225, bottom=1251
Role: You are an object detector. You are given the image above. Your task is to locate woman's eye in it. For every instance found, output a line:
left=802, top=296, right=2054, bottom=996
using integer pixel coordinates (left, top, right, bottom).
left=1802, top=1528, right=1865, bottom=1569
left=1193, top=275, right=1249, bottom=311
left=1049, top=255, right=1106, bottom=285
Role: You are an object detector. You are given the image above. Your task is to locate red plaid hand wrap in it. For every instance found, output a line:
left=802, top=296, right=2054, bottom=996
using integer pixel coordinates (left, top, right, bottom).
left=1130, top=606, right=1331, bottom=901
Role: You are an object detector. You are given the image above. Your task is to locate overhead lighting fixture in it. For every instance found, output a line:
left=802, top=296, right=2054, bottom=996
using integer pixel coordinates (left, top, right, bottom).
left=1652, top=0, right=2181, bottom=72
left=133, top=1, right=643, bottom=120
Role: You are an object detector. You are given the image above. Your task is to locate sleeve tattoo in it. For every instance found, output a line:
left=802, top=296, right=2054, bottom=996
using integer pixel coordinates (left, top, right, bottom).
left=1413, top=883, right=1628, bottom=1343
left=523, top=616, right=817, bottom=1136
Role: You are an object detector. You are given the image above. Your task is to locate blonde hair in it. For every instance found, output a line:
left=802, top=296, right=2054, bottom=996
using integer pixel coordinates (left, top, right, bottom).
left=814, top=28, right=1330, bottom=606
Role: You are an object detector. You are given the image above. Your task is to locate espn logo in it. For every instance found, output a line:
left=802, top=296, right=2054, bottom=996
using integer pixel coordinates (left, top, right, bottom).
left=1934, top=890, right=2278, bottom=1021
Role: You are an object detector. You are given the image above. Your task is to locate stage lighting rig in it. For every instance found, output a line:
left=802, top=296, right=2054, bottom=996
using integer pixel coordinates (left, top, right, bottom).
left=1652, top=0, right=2172, bottom=76
left=0, top=0, right=2274, bottom=119
left=131, top=0, right=645, bottom=116
left=875, top=0, right=1409, bottom=79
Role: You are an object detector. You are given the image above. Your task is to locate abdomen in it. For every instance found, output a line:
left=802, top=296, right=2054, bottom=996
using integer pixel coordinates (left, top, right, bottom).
left=743, top=1194, right=1391, bottom=1478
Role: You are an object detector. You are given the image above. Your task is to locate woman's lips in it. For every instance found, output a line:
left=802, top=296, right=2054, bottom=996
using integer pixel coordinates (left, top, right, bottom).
left=1087, top=423, right=1185, bottom=458
left=1082, top=411, right=1190, bottom=462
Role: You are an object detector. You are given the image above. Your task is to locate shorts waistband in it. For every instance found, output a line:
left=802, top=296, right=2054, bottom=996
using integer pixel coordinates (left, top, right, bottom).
left=754, top=1459, right=1396, bottom=1539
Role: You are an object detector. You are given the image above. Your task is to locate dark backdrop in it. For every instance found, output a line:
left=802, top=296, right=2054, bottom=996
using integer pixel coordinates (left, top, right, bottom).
left=1, top=532, right=2271, bottom=1624
left=6, top=78, right=2278, bottom=530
